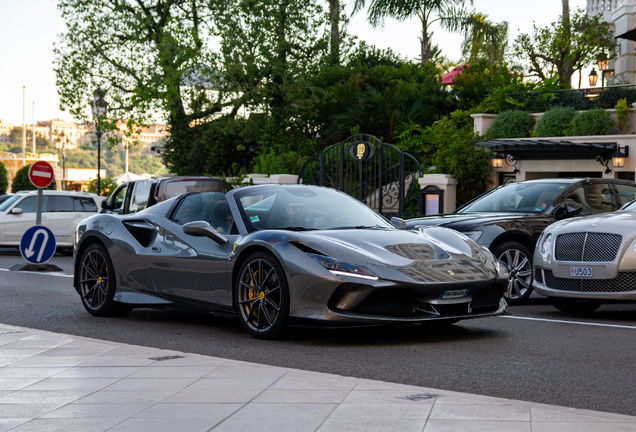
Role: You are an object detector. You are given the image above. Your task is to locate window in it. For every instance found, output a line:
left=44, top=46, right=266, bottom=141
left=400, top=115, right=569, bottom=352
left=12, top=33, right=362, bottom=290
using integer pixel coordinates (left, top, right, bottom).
left=74, top=197, right=98, bottom=212
left=111, top=186, right=128, bottom=213
left=172, top=192, right=235, bottom=233
left=558, top=183, right=612, bottom=216
left=15, top=196, right=49, bottom=213
left=614, top=184, right=636, bottom=208
left=129, top=180, right=152, bottom=213
left=50, top=196, right=75, bottom=212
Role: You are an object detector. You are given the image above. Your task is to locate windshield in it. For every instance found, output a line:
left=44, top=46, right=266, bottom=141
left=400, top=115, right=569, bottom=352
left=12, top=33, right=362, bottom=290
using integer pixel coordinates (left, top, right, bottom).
left=459, top=182, right=571, bottom=214
left=0, top=195, right=21, bottom=212
left=623, top=200, right=636, bottom=211
left=234, top=186, right=393, bottom=232
left=157, top=178, right=224, bottom=202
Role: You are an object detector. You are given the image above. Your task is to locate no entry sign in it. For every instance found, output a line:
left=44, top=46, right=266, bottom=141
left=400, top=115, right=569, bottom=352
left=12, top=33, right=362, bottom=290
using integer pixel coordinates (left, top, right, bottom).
left=28, top=161, right=54, bottom=189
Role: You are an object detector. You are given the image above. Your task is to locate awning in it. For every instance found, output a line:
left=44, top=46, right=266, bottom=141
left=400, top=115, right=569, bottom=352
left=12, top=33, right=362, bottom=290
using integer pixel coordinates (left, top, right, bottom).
left=440, top=65, right=466, bottom=85
left=616, top=28, right=636, bottom=41
left=471, top=139, right=618, bottom=160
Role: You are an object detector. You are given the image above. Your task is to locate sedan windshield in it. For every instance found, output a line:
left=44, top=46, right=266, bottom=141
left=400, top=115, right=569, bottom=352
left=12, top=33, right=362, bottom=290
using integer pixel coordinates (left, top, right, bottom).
left=0, top=195, right=21, bottom=212
left=234, top=186, right=393, bottom=232
left=459, top=182, right=570, bottom=214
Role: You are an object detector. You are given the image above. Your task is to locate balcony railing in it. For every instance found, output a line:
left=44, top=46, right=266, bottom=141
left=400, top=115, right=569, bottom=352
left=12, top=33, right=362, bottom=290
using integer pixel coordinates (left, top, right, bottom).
left=507, top=84, right=636, bottom=112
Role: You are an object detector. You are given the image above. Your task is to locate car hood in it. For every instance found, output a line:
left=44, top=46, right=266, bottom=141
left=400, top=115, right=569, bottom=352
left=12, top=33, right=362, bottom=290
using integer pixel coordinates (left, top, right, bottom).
left=546, top=211, right=636, bottom=234
left=405, top=213, right=540, bottom=230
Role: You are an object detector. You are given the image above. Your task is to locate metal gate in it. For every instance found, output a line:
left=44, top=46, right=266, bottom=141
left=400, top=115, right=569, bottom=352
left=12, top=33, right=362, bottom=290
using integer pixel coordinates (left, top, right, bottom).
left=297, top=134, right=424, bottom=219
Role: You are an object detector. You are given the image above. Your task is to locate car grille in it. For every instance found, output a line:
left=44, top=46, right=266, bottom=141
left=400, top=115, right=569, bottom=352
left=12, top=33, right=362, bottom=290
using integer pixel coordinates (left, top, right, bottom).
left=543, top=270, right=636, bottom=293
left=349, top=291, right=416, bottom=316
left=535, top=268, right=543, bottom=284
left=470, top=285, right=504, bottom=311
left=554, top=233, right=622, bottom=262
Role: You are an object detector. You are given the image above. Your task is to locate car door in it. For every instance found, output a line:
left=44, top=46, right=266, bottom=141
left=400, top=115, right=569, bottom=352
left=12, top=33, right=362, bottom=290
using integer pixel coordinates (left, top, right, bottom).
left=145, top=192, right=237, bottom=307
left=2, top=195, right=50, bottom=245
left=47, top=195, right=85, bottom=247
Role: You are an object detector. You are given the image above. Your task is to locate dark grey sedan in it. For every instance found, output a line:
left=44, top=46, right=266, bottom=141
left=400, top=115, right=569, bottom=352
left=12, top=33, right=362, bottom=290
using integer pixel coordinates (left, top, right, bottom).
left=73, top=185, right=507, bottom=339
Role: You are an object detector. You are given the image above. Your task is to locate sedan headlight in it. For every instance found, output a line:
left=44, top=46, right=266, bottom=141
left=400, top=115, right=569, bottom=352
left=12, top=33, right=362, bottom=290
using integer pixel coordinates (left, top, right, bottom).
left=309, top=254, right=379, bottom=281
left=463, top=231, right=483, bottom=242
left=540, top=233, right=553, bottom=255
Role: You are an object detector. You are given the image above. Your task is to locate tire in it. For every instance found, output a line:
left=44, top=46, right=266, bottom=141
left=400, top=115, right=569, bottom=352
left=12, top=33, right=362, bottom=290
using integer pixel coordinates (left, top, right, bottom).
left=548, top=297, right=601, bottom=314
left=78, top=243, right=131, bottom=317
left=235, top=251, right=290, bottom=339
left=492, top=241, right=533, bottom=305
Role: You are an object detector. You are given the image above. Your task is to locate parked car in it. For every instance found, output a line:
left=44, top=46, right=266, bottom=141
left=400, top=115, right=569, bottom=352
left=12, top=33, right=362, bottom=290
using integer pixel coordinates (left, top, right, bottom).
left=73, top=185, right=507, bottom=339
left=533, top=199, right=636, bottom=313
left=405, top=178, right=636, bottom=304
left=0, top=190, right=104, bottom=250
left=101, top=176, right=225, bottom=215
left=0, top=194, right=13, bottom=206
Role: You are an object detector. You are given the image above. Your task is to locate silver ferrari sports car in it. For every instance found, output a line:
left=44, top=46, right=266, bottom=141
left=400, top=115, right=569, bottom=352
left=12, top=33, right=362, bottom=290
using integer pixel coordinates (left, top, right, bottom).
left=533, top=199, right=636, bottom=313
left=73, top=185, right=508, bottom=338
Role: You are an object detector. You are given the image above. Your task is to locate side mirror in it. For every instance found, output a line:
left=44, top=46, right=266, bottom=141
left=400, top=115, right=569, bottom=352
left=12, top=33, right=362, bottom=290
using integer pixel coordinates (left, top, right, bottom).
left=101, top=201, right=109, bottom=210
left=565, top=202, right=583, bottom=216
left=183, top=221, right=228, bottom=244
left=10, top=207, right=23, bottom=215
left=390, top=217, right=406, bottom=229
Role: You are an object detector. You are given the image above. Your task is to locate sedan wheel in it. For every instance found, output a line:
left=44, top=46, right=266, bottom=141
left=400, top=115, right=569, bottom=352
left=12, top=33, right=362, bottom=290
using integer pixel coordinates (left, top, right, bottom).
left=78, top=243, right=131, bottom=317
left=493, top=241, right=533, bottom=305
left=236, top=251, right=289, bottom=339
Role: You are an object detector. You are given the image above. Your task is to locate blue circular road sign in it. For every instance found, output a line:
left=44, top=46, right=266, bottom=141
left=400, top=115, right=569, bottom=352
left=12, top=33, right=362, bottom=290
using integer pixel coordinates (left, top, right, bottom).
left=20, top=225, right=57, bottom=264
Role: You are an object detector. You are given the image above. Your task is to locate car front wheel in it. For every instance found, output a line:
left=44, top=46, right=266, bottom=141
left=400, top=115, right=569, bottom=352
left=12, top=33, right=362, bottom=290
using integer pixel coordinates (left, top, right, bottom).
left=235, top=251, right=290, bottom=339
left=492, top=241, right=533, bottom=305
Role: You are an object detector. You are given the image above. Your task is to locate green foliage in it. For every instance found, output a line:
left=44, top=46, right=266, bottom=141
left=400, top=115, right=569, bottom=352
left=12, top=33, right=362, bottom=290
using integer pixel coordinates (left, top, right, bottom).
left=487, top=110, right=535, bottom=139
left=87, top=177, right=118, bottom=197
left=424, top=110, right=492, bottom=206
left=615, top=98, right=630, bottom=132
left=0, top=162, right=8, bottom=195
left=535, top=106, right=576, bottom=137
left=12, top=165, right=56, bottom=193
left=572, top=108, right=615, bottom=136
left=513, top=8, right=616, bottom=85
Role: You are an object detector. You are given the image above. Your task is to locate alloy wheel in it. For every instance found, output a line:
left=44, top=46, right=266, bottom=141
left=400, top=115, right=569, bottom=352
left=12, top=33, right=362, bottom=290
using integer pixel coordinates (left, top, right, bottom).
left=237, top=258, right=282, bottom=334
left=79, top=249, right=109, bottom=311
left=499, top=248, right=532, bottom=301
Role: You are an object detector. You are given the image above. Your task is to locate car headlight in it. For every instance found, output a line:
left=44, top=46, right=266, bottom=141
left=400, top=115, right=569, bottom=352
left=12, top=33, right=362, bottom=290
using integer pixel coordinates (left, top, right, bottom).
left=463, top=231, right=483, bottom=242
left=540, top=233, right=553, bottom=255
left=309, top=254, right=379, bottom=281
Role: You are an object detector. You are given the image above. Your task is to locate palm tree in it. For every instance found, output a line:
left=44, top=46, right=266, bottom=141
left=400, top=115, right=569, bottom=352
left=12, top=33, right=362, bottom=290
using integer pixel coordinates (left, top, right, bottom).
left=329, top=0, right=341, bottom=65
left=353, top=0, right=499, bottom=65
left=459, top=13, right=509, bottom=65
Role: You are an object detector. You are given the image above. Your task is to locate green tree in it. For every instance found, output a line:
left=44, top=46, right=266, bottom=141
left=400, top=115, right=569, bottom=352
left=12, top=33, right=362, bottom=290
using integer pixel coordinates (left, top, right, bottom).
left=460, top=13, right=509, bottom=65
left=11, top=164, right=57, bottom=193
left=87, top=177, right=118, bottom=197
left=513, top=8, right=615, bottom=86
left=0, top=162, right=8, bottom=194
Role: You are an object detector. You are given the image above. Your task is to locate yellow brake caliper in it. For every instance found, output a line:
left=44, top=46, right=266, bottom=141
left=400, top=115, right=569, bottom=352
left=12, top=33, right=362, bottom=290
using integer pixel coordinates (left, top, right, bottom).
left=248, top=270, right=259, bottom=317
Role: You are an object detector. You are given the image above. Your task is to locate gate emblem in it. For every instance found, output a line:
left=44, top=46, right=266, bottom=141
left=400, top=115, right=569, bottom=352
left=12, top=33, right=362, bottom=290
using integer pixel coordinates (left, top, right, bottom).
left=347, top=141, right=375, bottom=161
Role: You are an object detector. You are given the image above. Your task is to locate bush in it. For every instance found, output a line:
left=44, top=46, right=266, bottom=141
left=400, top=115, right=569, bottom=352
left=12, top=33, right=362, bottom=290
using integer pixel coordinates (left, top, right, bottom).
left=535, top=106, right=576, bottom=137
left=572, top=108, right=615, bottom=136
left=487, top=110, right=535, bottom=139
left=11, top=164, right=56, bottom=192
left=0, top=162, right=8, bottom=194
left=616, top=98, right=630, bottom=132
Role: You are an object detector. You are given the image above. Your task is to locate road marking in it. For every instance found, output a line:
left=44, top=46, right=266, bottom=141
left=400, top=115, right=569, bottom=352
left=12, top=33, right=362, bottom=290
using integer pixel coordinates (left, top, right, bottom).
left=501, top=315, right=636, bottom=330
left=0, top=268, right=73, bottom=278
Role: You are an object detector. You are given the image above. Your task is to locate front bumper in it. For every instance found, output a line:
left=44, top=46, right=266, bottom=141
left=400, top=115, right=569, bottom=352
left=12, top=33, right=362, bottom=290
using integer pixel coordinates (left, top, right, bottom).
left=533, top=267, right=636, bottom=300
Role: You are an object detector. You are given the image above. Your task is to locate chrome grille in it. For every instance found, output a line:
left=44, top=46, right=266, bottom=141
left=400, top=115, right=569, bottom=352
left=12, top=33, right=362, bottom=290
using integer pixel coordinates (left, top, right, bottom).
left=544, top=270, right=636, bottom=293
left=554, top=232, right=622, bottom=262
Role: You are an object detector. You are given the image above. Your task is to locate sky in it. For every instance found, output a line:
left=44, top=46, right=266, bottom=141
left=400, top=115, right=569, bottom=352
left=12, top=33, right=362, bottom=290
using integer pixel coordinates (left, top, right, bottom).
left=0, top=0, right=588, bottom=126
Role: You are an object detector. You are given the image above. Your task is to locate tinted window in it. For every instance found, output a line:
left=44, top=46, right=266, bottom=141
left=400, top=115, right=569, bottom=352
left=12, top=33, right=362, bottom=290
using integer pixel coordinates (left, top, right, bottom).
left=129, top=180, right=152, bottom=213
left=171, top=192, right=234, bottom=233
left=158, top=179, right=224, bottom=202
left=459, top=182, right=570, bottom=214
left=15, top=196, right=49, bottom=213
left=110, top=185, right=128, bottom=213
left=50, top=196, right=75, bottom=212
left=557, top=183, right=612, bottom=216
left=75, top=197, right=98, bottom=212
left=614, top=184, right=636, bottom=208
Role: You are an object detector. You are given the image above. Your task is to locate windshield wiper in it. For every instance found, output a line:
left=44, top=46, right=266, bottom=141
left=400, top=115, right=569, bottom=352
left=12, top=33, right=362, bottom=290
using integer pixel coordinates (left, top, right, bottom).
left=275, top=227, right=320, bottom=231
left=329, top=225, right=388, bottom=230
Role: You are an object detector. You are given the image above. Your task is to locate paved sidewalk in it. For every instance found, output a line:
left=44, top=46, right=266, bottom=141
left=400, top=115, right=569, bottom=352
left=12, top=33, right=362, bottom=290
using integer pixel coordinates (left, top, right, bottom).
left=1, top=323, right=635, bottom=432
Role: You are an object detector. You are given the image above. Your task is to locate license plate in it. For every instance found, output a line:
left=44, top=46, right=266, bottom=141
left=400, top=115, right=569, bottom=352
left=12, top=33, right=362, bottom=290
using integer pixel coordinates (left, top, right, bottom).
left=570, top=266, right=593, bottom=278
left=440, top=289, right=468, bottom=299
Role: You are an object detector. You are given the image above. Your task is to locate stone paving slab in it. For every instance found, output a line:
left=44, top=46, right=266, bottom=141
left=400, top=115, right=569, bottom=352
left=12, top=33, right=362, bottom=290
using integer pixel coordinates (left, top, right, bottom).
left=1, top=323, right=635, bottom=432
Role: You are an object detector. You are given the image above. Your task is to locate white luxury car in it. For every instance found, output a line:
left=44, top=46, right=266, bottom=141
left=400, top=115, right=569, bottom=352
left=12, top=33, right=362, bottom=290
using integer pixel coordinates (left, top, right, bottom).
left=0, top=190, right=104, bottom=250
left=532, top=199, right=636, bottom=313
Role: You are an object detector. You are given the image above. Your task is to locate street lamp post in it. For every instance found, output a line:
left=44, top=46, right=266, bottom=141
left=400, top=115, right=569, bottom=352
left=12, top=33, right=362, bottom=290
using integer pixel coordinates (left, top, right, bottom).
left=91, top=88, right=107, bottom=196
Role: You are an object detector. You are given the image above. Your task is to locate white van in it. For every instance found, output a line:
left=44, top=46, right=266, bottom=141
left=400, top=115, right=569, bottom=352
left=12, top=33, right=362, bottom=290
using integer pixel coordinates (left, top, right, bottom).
left=0, top=191, right=104, bottom=249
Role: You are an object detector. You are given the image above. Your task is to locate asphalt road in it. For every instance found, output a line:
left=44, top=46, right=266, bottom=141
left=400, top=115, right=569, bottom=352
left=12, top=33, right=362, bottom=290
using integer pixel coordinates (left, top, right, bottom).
left=1, top=248, right=635, bottom=416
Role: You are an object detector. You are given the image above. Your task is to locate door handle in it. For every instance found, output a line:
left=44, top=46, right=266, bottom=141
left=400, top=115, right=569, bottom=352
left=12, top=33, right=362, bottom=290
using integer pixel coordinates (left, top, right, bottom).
left=152, top=246, right=161, bottom=253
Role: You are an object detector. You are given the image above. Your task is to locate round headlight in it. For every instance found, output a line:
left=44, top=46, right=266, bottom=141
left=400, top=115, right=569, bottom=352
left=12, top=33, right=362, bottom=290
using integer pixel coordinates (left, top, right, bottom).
left=540, top=233, right=552, bottom=255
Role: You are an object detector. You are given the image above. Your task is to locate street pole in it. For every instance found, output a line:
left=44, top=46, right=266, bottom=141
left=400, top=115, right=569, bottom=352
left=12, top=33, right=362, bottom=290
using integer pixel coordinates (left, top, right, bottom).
left=32, top=101, right=36, bottom=154
left=96, top=124, right=101, bottom=196
left=22, top=86, right=26, bottom=165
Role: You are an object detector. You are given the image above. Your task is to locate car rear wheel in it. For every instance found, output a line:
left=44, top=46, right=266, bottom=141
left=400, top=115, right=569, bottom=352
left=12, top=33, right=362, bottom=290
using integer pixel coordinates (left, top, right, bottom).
left=235, top=251, right=289, bottom=339
left=548, top=297, right=601, bottom=314
left=492, top=241, right=533, bottom=305
left=78, top=243, right=131, bottom=317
